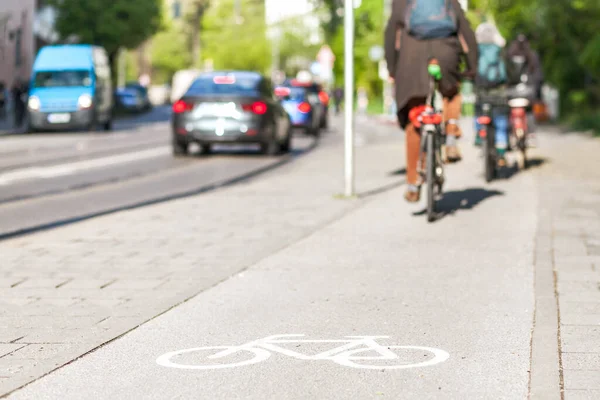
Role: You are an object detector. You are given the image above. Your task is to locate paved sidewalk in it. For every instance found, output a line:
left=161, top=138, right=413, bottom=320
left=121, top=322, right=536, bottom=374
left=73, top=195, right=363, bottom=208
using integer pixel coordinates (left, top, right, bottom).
left=533, top=129, right=600, bottom=400
left=0, top=117, right=405, bottom=395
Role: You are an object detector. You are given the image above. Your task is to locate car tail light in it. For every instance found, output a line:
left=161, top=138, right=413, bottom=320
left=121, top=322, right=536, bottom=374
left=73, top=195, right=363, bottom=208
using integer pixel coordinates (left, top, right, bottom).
left=477, top=116, right=492, bottom=125
left=242, top=101, right=267, bottom=115
left=298, top=102, right=311, bottom=113
left=173, top=100, right=193, bottom=113
left=319, top=91, right=329, bottom=105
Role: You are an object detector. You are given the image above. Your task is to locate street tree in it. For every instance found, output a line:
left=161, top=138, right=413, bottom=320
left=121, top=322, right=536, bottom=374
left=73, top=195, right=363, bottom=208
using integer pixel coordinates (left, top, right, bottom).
left=47, top=0, right=162, bottom=81
left=185, top=0, right=210, bottom=68
left=201, top=0, right=270, bottom=73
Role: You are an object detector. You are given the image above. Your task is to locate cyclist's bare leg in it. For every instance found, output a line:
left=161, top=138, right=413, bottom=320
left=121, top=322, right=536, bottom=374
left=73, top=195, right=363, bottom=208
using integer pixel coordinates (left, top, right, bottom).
left=405, top=122, right=421, bottom=202
left=442, top=92, right=463, bottom=162
left=402, top=97, right=427, bottom=203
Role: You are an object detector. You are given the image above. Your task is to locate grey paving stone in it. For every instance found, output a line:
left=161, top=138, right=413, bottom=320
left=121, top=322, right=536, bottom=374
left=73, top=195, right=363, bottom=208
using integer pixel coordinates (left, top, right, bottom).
left=564, top=370, right=600, bottom=390
left=562, top=353, right=600, bottom=370
left=2, top=344, right=71, bottom=361
left=564, top=390, right=600, bottom=400
left=561, top=326, right=600, bottom=353
left=561, top=313, right=600, bottom=326
left=0, top=345, right=26, bottom=358
left=561, top=301, right=600, bottom=315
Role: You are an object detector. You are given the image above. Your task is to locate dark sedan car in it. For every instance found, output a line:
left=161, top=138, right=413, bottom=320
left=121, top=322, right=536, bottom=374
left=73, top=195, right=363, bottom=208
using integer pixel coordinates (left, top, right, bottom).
left=171, top=71, right=291, bottom=156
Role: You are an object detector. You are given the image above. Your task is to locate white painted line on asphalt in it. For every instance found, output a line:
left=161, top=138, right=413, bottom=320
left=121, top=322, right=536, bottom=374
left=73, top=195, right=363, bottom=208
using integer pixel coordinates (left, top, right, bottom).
left=0, top=146, right=171, bottom=185
left=156, top=334, right=450, bottom=370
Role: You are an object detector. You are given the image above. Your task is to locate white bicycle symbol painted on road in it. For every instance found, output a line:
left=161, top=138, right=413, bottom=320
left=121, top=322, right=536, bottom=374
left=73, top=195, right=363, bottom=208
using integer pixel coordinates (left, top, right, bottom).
left=156, top=334, right=450, bottom=370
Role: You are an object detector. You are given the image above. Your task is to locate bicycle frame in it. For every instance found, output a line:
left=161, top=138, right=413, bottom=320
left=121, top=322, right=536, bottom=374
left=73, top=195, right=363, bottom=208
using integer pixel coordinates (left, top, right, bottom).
left=211, top=334, right=398, bottom=361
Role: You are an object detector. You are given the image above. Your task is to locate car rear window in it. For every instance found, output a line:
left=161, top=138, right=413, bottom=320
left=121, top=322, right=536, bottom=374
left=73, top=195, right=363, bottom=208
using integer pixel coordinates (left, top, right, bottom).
left=187, top=75, right=260, bottom=96
left=287, top=87, right=307, bottom=101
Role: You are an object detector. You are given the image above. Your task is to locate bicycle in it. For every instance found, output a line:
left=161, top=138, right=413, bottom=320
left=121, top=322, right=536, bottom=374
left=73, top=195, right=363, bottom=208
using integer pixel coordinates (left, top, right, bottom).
left=508, top=96, right=529, bottom=169
left=475, top=90, right=509, bottom=183
left=410, top=59, right=445, bottom=222
left=156, top=334, right=450, bottom=370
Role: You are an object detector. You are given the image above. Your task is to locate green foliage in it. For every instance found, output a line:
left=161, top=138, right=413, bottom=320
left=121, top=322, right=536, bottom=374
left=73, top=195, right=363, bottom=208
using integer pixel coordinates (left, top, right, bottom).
left=48, top=0, right=162, bottom=58
left=489, top=0, right=600, bottom=116
left=151, top=27, right=191, bottom=84
left=201, top=0, right=271, bottom=73
left=312, top=0, right=385, bottom=97
left=278, top=20, right=322, bottom=77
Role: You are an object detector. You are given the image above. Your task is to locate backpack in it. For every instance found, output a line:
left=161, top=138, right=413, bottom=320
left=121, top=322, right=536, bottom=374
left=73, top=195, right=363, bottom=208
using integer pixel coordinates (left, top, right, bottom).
left=405, top=0, right=458, bottom=40
left=476, top=44, right=507, bottom=89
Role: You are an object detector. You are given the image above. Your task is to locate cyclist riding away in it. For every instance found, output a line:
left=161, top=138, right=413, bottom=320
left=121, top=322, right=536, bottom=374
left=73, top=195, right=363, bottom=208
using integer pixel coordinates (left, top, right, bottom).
left=507, top=33, right=543, bottom=146
left=384, top=0, right=478, bottom=202
left=473, top=20, right=510, bottom=167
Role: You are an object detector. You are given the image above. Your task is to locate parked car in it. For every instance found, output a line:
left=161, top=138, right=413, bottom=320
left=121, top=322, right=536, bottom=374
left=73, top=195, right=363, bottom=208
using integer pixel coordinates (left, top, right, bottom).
left=26, top=44, right=113, bottom=132
left=125, top=82, right=152, bottom=111
left=114, top=88, right=145, bottom=113
left=171, top=71, right=291, bottom=156
left=274, top=85, right=321, bottom=136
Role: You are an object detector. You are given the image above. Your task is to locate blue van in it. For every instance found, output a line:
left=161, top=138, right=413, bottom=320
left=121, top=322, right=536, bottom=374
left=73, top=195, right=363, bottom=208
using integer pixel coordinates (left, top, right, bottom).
left=27, top=45, right=113, bottom=132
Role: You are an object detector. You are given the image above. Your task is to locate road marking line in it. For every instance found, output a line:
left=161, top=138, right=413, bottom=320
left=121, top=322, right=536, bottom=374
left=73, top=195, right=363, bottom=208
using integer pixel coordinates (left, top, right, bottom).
left=0, top=146, right=171, bottom=185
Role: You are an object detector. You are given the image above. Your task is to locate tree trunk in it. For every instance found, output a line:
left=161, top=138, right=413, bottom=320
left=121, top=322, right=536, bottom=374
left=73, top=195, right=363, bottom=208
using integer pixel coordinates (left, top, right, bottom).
left=108, top=51, right=119, bottom=92
left=191, top=8, right=203, bottom=68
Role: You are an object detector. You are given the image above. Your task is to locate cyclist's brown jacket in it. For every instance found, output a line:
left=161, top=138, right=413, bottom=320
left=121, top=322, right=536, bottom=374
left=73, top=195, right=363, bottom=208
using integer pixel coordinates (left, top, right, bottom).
left=384, top=0, right=477, bottom=126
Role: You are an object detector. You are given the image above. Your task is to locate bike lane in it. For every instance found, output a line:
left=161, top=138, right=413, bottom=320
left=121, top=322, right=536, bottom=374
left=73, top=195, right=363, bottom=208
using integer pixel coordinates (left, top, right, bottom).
left=6, top=121, right=540, bottom=399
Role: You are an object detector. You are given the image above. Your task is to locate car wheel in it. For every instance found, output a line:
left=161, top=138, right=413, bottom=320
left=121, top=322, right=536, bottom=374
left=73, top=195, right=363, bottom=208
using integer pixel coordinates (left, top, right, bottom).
left=280, top=127, right=292, bottom=153
left=320, top=115, right=328, bottom=129
left=173, top=140, right=189, bottom=157
left=309, top=124, right=320, bottom=138
left=261, top=124, right=280, bottom=156
left=103, top=117, right=113, bottom=131
left=201, top=144, right=212, bottom=155
left=86, top=112, right=98, bottom=132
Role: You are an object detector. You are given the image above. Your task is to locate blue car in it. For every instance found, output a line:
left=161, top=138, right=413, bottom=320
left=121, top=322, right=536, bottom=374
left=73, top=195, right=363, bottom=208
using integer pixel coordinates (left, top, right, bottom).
left=275, top=86, right=321, bottom=137
left=27, top=44, right=114, bottom=132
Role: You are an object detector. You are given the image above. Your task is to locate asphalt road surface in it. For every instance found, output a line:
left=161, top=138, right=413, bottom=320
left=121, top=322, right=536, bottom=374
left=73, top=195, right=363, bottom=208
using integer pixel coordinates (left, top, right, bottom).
left=0, top=106, right=315, bottom=238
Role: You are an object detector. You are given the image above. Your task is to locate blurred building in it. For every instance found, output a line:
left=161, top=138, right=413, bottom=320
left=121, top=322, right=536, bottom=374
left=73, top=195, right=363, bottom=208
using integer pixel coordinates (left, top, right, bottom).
left=0, top=0, right=36, bottom=88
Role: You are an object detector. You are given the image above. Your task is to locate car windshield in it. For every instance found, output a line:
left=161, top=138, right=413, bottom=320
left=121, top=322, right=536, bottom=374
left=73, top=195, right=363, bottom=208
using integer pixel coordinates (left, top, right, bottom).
left=33, top=70, right=92, bottom=88
left=285, top=87, right=307, bottom=101
left=187, top=75, right=259, bottom=96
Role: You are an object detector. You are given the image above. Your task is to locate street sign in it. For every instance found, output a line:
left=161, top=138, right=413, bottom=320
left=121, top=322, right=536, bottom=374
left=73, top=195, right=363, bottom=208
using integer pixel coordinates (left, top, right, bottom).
left=369, top=45, right=384, bottom=62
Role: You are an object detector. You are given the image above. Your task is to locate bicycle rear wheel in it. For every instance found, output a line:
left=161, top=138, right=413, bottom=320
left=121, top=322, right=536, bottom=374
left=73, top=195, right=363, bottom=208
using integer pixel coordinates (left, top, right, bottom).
left=484, top=125, right=496, bottom=182
left=520, top=136, right=528, bottom=169
left=426, top=133, right=435, bottom=222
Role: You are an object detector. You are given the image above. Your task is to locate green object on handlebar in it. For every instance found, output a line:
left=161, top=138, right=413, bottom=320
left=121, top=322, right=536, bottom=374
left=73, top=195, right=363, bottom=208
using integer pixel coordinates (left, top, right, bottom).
left=428, top=64, right=442, bottom=81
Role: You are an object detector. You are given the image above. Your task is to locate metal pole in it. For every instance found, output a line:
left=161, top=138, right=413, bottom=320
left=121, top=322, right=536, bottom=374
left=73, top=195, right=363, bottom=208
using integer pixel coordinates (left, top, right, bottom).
left=234, top=0, right=242, bottom=24
left=343, top=0, right=355, bottom=197
left=383, top=0, right=392, bottom=117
